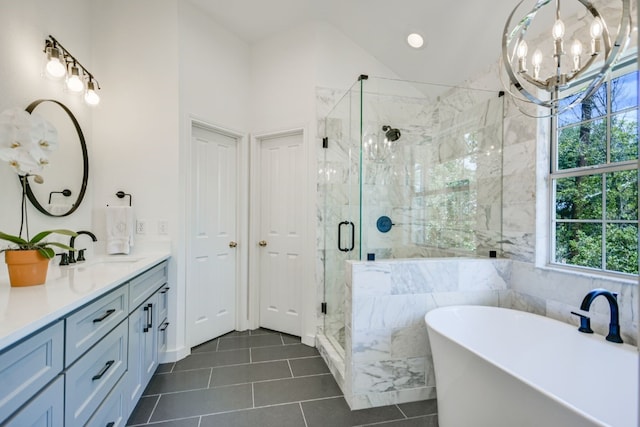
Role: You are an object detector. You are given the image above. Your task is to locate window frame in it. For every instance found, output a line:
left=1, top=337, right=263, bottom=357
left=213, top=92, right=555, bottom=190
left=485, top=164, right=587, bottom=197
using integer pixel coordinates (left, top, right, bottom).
left=549, top=56, right=639, bottom=277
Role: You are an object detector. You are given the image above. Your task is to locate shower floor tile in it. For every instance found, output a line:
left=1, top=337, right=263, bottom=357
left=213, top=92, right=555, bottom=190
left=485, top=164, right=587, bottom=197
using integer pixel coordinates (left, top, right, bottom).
left=127, top=328, right=439, bottom=426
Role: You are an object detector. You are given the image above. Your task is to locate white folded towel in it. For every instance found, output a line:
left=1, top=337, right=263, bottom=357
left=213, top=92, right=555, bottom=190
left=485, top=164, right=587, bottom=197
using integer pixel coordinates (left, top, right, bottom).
left=106, top=206, right=135, bottom=255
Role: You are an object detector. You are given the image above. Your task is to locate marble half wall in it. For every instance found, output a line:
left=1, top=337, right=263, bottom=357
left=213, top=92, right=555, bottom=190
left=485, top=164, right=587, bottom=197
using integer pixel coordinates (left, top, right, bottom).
left=343, top=257, right=511, bottom=409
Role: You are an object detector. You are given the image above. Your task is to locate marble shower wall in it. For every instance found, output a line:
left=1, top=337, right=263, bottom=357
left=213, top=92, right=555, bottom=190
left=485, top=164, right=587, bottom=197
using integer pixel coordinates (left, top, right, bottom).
left=316, top=83, right=507, bottom=352
left=343, top=258, right=511, bottom=409
left=359, top=88, right=505, bottom=260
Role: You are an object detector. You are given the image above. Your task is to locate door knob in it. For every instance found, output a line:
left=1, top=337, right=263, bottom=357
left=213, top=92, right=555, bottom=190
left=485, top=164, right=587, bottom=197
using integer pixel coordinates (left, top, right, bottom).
left=229, top=241, right=238, bottom=248
left=258, top=240, right=267, bottom=247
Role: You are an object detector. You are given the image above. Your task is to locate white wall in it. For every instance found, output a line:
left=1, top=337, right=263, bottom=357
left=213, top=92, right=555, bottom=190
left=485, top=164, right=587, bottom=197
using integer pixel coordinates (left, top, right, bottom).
left=0, top=0, right=94, bottom=266
left=177, top=1, right=252, bottom=346
left=90, top=0, right=182, bottom=358
left=178, top=2, right=251, bottom=132
left=250, top=21, right=404, bottom=345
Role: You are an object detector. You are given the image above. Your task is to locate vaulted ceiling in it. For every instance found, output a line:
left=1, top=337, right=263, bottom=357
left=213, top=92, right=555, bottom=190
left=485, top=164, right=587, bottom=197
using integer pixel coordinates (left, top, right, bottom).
left=187, top=0, right=586, bottom=88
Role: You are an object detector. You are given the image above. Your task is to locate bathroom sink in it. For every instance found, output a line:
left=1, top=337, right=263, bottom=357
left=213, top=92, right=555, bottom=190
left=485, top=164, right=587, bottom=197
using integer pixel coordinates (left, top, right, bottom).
left=67, top=257, right=144, bottom=268
left=95, top=257, right=144, bottom=263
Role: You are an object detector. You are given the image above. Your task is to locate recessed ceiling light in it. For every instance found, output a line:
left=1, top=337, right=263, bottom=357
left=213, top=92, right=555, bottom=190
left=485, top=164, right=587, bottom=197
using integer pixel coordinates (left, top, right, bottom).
left=407, top=33, right=424, bottom=49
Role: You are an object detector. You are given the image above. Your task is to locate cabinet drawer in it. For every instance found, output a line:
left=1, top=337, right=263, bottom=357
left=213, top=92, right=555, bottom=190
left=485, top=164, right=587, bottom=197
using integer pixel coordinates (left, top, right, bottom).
left=129, top=261, right=167, bottom=311
left=0, top=321, right=63, bottom=422
left=86, top=373, right=128, bottom=427
left=157, top=285, right=170, bottom=323
left=66, top=320, right=128, bottom=427
left=158, top=319, right=170, bottom=355
left=66, top=285, right=128, bottom=365
left=3, top=375, right=64, bottom=427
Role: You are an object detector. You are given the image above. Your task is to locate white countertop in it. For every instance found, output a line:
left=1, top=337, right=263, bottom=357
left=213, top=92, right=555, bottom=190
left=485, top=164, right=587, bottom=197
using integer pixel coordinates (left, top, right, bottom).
left=0, top=251, right=171, bottom=351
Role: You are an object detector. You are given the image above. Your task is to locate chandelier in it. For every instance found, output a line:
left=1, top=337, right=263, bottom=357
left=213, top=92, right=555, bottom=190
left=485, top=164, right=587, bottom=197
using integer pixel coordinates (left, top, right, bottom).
left=501, top=0, right=632, bottom=116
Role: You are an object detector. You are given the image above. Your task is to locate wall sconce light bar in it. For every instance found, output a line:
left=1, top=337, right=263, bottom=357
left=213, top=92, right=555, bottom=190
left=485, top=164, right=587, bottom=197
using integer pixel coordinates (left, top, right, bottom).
left=43, top=35, right=101, bottom=106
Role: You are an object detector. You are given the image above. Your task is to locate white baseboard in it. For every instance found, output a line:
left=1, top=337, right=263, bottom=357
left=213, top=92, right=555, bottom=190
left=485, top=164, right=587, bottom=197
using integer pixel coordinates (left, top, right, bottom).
left=160, top=345, right=190, bottom=364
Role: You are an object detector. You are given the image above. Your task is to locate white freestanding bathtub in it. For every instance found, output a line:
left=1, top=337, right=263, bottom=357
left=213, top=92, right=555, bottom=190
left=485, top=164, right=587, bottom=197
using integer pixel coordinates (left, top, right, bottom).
left=425, top=305, right=639, bottom=427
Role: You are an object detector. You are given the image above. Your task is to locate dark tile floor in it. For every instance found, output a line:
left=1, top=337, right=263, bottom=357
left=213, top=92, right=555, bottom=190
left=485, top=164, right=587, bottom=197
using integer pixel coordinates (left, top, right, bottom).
left=127, top=328, right=439, bottom=427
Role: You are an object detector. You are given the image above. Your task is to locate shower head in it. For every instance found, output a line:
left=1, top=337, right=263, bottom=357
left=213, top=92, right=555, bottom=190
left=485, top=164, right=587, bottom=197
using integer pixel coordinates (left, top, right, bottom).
left=382, top=125, right=401, bottom=142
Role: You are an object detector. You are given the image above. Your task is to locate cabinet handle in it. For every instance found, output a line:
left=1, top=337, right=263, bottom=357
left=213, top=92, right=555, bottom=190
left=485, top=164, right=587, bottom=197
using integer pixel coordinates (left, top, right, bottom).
left=106, top=423, right=115, bottom=427
left=143, top=302, right=154, bottom=333
left=143, top=305, right=150, bottom=333
left=160, top=286, right=170, bottom=294
left=92, top=360, right=115, bottom=381
left=160, top=321, right=170, bottom=332
left=93, top=308, right=116, bottom=323
left=148, top=303, right=153, bottom=329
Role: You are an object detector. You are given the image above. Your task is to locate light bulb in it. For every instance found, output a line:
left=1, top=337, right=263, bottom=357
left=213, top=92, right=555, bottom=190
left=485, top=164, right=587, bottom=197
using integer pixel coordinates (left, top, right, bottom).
left=517, top=40, right=528, bottom=59
left=570, top=40, right=583, bottom=56
left=84, top=81, right=100, bottom=105
left=516, top=40, right=528, bottom=72
left=552, top=19, right=565, bottom=40
left=66, top=65, right=84, bottom=92
left=532, top=49, right=543, bottom=79
left=590, top=17, right=603, bottom=39
left=45, top=47, right=66, bottom=79
left=571, top=40, right=583, bottom=71
left=532, top=49, right=543, bottom=66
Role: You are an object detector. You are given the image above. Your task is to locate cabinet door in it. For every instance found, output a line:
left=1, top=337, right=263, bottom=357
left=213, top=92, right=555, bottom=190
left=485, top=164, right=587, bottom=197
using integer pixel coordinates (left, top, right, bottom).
left=0, top=321, right=63, bottom=422
left=126, top=293, right=158, bottom=409
left=3, top=376, right=63, bottom=427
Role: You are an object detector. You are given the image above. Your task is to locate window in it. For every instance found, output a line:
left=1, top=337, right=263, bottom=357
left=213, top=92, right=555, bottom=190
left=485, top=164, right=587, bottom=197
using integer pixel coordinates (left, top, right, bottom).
left=551, top=59, right=638, bottom=276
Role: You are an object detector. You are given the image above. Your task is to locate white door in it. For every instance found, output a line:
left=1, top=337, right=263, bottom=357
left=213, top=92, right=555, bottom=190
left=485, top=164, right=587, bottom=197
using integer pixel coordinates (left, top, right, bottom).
left=187, top=124, right=238, bottom=347
left=257, top=132, right=305, bottom=336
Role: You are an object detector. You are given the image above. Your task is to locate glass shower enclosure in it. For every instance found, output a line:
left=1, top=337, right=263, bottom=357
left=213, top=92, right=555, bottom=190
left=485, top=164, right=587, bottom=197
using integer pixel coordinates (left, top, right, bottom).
left=320, top=76, right=504, bottom=355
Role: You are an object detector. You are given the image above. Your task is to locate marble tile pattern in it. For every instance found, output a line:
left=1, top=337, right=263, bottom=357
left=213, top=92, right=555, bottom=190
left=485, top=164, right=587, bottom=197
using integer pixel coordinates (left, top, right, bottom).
left=315, top=21, right=640, bottom=409
left=343, top=258, right=510, bottom=409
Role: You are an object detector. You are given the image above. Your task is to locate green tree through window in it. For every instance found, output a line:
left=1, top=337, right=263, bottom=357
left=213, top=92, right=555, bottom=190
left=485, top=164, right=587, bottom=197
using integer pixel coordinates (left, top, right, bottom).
left=551, top=60, right=638, bottom=275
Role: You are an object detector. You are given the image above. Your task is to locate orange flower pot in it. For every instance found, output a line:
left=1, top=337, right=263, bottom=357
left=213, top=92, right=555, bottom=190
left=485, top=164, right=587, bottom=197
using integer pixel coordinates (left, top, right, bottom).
left=4, top=250, right=50, bottom=287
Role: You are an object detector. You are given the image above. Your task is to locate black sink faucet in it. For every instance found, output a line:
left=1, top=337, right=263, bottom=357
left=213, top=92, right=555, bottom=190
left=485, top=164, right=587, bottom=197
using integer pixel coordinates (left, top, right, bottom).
left=69, top=230, right=97, bottom=264
left=573, top=288, right=623, bottom=344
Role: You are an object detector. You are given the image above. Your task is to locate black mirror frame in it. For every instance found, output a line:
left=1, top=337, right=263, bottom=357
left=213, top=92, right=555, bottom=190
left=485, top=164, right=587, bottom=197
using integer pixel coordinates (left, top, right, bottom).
left=23, top=99, right=89, bottom=217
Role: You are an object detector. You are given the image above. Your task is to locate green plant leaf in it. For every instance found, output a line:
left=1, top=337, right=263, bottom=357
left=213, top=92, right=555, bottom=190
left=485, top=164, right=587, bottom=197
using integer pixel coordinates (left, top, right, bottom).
left=0, top=231, right=28, bottom=246
left=38, top=247, right=55, bottom=259
left=45, top=242, right=75, bottom=251
left=30, top=229, right=77, bottom=244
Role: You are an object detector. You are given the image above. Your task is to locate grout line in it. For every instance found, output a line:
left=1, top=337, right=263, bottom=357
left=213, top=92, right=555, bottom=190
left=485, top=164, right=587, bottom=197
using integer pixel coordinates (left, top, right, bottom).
left=299, top=402, right=310, bottom=427
left=207, top=367, right=213, bottom=388
left=145, top=395, right=161, bottom=424
left=197, top=415, right=202, bottom=427
left=396, top=404, right=409, bottom=419
left=287, top=359, right=294, bottom=377
left=361, top=414, right=436, bottom=427
left=251, top=382, right=255, bottom=408
left=280, top=333, right=285, bottom=345
left=249, top=347, right=253, bottom=363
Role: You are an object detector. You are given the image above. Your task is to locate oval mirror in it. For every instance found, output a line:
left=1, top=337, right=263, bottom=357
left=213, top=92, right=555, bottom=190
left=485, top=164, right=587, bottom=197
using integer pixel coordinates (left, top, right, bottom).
left=22, top=99, right=88, bottom=217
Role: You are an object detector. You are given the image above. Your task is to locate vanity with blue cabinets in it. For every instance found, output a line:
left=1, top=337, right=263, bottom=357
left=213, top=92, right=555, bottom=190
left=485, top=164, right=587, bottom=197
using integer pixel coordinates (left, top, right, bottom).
left=0, top=253, right=170, bottom=426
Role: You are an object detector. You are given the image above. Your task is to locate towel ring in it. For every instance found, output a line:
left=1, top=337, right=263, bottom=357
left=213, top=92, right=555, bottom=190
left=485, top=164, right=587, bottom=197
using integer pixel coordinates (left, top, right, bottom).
left=107, top=191, right=132, bottom=207
left=115, top=191, right=132, bottom=206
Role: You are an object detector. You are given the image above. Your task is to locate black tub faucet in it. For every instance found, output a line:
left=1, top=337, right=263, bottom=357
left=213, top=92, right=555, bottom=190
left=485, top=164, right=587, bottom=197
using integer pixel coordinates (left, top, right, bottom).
left=573, top=288, right=623, bottom=344
left=69, top=230, right=97, bottom=263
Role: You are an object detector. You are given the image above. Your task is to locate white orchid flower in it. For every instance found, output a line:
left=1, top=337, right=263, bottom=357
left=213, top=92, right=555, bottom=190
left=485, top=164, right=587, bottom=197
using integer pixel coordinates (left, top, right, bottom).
left=0, top=107, right=58, bottom=176
left=29, top=112, right=58, bottom=154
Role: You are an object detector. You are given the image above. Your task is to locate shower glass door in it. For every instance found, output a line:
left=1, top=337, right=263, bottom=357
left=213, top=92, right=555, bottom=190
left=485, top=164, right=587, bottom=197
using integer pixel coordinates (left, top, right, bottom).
left=321, top=79, right=363, bottom=355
